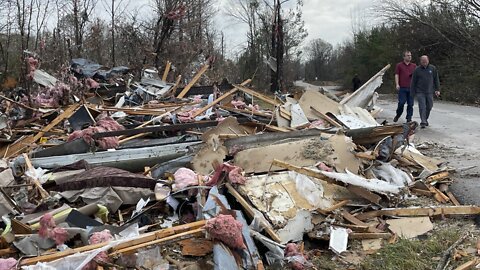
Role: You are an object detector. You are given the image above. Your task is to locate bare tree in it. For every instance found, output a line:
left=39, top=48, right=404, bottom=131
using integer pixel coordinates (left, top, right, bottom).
left=102, top=0, right=129, bottom=66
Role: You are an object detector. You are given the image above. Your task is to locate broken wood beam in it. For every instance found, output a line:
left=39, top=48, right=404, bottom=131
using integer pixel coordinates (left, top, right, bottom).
left=354, top=206, right=480, bottom=221
left=455, top=258, right=480, bottom=270
left=341, top=210, right=383, bottom=233
left=110, top=228, right=205, bottom=256
left=345, top=124, right=405, bottom=145
left=310, top=106, right=342, bottom=128
left=191, top=79, right=251, bottom=118
left=20, top=220, right=206, bottom=265
left=22, top=153, right=50, bottom=199
left=225, top=183, right=282, bottom=243
left=162, top=61, right=171, bottom=81
left=317, top=200, right=350, bottom=215
left=447, top=191, right=461, bottom=206
left=346, top=185, right=382, bottom=205
left=177, top=64, right=209, bottom=98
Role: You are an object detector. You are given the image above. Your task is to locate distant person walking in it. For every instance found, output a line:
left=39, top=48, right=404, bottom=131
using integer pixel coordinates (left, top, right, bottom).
left=411, top=55, right=441, bottom=128
left=352, top=74, right=361, bottom=91
left=394, top=51, right=416, bottom=123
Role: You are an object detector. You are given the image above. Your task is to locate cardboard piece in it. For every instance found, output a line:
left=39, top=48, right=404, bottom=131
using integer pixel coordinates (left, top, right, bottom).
left=386, top=217, right=433, bottom=239
left=299, top=90, right=340, bottom=120
left=234, top=138, right=317, bottom=173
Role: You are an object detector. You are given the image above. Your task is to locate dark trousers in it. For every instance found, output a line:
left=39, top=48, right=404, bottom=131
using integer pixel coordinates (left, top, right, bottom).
left=416, top=92, right=433, bottom=124
left=395, top=87, right=414, bottom=121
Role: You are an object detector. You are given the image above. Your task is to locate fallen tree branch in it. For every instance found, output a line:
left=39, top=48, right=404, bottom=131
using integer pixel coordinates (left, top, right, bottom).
left=435, top=233, right=469, bottom=270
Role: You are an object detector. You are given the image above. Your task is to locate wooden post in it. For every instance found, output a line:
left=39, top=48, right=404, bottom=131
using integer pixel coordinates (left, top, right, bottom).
left=177, top=65, right=209, bottom=98
left=162, top=61, right=171, bottom=81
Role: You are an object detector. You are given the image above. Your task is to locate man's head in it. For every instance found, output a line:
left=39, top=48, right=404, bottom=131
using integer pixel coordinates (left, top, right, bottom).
left=403, top=51, right=412, bottom=63
left=420, top=55, right=429, bottom=67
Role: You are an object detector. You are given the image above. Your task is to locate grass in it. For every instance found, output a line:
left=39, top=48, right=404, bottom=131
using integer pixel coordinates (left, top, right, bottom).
left=360, top=228, right=474, bottom=270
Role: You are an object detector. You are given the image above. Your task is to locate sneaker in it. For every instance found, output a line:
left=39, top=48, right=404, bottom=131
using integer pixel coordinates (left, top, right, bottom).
left=420, top=123, right=426, bottom=129
left=393, top=115, right=399, bottom=122
left=426, top=121, right=429, bottom=126
left=406, top=119, right=412, bottom=123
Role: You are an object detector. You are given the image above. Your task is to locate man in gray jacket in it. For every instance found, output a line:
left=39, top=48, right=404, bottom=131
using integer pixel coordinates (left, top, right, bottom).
left=410, top=55, right=440, bottom=128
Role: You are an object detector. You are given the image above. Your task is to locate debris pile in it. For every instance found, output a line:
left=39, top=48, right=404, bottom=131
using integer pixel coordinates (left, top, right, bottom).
left=0, top=59, right=479, bottom=270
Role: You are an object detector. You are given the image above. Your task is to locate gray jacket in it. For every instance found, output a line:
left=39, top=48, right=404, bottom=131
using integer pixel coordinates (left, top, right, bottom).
left=411, top=64, right=440, bottom=95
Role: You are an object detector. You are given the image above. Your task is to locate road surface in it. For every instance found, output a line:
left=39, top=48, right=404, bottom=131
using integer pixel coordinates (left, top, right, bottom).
left=295, top=81, right=480, bottom=205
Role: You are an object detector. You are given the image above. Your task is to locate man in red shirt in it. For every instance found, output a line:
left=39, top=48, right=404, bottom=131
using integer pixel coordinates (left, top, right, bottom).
left=394, top=51, right=417, bottom=122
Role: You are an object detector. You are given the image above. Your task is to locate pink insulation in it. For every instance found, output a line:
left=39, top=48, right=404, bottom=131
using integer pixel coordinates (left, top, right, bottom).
left=284, top=243, right=309, bottom=270
left=205, top=214, right=246, bottom=250
left=32, top=83, right=71, bottom=108
left=26, top=57, right=39, bottom=80
left=38, top=213, right=69, bottom=245
left=82, top=230, right=114, bottom=270
left=177, top=108, right=200, bottom=123
left=316, top=162, right=333, bottom=172
left=173, top=168, right=198, bottom=190
left=207, top=163, right=246, bottom=186
left=231, top=100, right=246, bottom=109
left=0, top=258, right=17, bottom=270
left=85, top=78, right=100, bottom=89
left=68, top=116, right=124, bottom=150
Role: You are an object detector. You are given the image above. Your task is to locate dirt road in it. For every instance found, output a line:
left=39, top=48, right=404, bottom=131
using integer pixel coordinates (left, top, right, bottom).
left=294, top=81, right=480, bottom=205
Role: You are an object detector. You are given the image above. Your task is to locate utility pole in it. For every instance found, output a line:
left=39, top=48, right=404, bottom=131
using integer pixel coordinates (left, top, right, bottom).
left=270, top=0, right=284, bottom=93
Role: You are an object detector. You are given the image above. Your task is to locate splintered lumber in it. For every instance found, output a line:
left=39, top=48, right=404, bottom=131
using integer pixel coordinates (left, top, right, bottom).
left=177, top=64, right=209, bottom=98
left=179, top=238, right=214, bottom=256
left=191, top=79, right=251, bottom=118
left=426, top=171, right=450, bottom=183
left=219, top=106, right=274, bottom=119
left=22, top=154, right=50, bottom=199
left=341, top=210, right=383, bottom=233
left=455, top=258, right=480, bottom=270
left=345, top=124, right=405, bottom=145
left=110, top=228, right=205, bottom=256
left=447, top=191, right=461, bottom=206
left=20, top=220, right=206, bottom=265
left=162, top=61, right=171, bottom=81
left=0, top=104, right=80, bottom=158
left=226, top=183, right=282, bottom=243
left=354, top=206, right=480, bottom=221
left=346, top=185, right=382, bottom=205
left=317, top=200, right=350, bottom=215
left=436, top=233, right=469, bottom=270
left=233, top=84, right=282, bottom=106
left=310, top=106, right=342, bottom=128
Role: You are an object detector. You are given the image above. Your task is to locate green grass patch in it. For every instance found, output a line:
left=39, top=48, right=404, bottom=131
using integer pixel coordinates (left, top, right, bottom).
left=360, top=228, right=472, bottom=270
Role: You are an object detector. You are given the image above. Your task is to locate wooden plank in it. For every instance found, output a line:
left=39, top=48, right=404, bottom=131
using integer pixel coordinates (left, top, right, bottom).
left=447, top=191, right=461, bottom=206
left=346, top=185, right=382, bottom=205
left=162, top=61, right=171, bottom=81
left=191, top=79, right=251, bottom=118
left=177, top=65, right=209, bottom=98
left=226, top=183, right=282, bottom=243
left=271, top=159, right=333, bottom=183
left=22, top=154, right=50, bottom=199
left=341, top=210, right=383, bottom=233
left=317, top=200, right=350, bottom=215
left=454, top=258, right=480, bottom=270
left=355, top=206, right=480, bottom=221
left=110, top=228, right=205, bottom=255
left=310, top=106, right=342, bottom=128
left=21, top=221, right=206, bottom=265
left=179, top=238, right=213, bottom=256
left=350, top=233, right=392, bottom=240
left=220, top=105, right=274, bottom=119
left=234, top=84, right=281, bottom=106
left=411, top=188, right=435, bottom=197
left=426, top=171, right=450, bottom=183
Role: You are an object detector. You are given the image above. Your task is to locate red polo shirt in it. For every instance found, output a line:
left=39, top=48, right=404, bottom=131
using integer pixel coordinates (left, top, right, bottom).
left=395, top=61, right=417, bottom=88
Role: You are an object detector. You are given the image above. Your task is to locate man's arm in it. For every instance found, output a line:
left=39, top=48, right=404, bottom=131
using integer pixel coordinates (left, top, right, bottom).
left=410, top=69, right=417, bottom=95
left=395, top=74, right=400, bottom=90
left=433, top=66, right=440, bottom=96
left=394, top=64, right=400, bottom=90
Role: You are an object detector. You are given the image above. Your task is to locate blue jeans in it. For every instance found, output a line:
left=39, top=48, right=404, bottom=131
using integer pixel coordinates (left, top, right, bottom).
left=395, top=87, right=414, bottom=121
